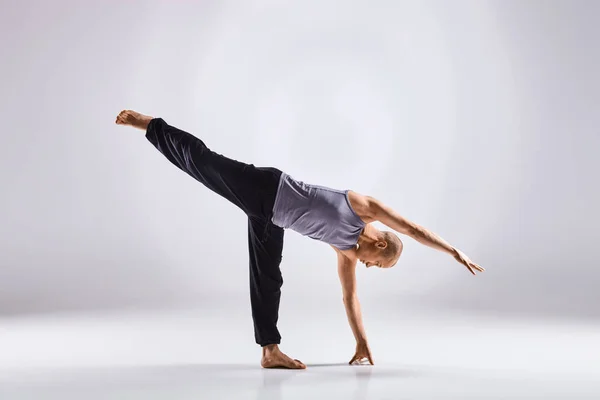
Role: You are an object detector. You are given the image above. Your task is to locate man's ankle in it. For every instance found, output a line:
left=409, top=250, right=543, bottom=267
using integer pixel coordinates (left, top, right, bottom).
left=262, top=344, right=279, bottom=355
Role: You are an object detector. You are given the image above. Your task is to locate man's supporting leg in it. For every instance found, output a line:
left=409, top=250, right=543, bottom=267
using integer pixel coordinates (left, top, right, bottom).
left=248, top=216, right=305, bottom=369
left=248, top=216, right=284, bottom=346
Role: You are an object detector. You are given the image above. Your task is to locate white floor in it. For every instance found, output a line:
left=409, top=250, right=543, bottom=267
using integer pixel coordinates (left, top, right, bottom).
left=1, top=307, right=599, bottom=399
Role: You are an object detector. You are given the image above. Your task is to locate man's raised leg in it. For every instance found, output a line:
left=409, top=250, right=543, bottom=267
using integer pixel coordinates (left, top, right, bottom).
left=116, top=109, right=278, bottom=216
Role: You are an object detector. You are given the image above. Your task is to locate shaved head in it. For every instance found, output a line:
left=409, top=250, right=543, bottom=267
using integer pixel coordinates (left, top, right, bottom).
left=356, top=227, right=404, bottom=269
left=381, top=231, right=403, bottom=267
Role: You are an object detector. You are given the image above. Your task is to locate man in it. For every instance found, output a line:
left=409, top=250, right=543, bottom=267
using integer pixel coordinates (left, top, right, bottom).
left=115, top=110, right=485, bottom=370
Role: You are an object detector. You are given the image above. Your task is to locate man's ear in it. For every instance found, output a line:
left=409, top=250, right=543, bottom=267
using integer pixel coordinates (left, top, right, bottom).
left=376, top=240, right=388, bottom=249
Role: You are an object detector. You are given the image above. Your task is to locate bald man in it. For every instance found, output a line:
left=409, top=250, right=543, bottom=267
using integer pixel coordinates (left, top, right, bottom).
left=115, top=110, right=484, bottom=369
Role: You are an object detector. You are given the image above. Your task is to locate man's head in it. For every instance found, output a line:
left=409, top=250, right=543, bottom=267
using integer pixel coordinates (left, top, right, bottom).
left=356, top=230, right=403, bottom=269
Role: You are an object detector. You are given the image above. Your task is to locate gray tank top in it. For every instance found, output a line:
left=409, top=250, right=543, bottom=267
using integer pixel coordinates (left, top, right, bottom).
left=271, top=173, right=366, bottom=250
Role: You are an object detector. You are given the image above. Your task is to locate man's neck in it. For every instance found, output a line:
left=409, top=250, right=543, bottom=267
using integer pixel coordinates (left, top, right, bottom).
left=358, top=224, right=380, bottom=244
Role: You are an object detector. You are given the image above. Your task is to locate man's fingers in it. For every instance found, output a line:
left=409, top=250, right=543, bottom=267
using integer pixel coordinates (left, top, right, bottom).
left=457, top=255, right=475, bottom=275
left=457, top=252, right=483, bottom=275
left=366, top=348, right=374, bottom=365
left=350, top=355, right=370, bottom=365
left=350, top=356, right=374, bottom=365
left=470, top=263, right=484, bottom=273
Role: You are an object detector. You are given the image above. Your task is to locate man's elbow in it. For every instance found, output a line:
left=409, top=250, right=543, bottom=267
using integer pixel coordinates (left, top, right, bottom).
left=408, top=224, right=424, bottom=239
left=402, top=223, right=418, bottom=238
left=343, top=294, right=358, bottom=305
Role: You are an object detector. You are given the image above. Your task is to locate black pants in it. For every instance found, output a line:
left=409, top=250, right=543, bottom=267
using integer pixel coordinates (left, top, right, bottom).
left=145, top=118, right=285, bottom=346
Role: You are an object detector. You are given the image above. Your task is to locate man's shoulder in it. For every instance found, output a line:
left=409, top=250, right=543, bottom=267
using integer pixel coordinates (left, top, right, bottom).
left=347, top=191, right=377, bottom=223
left=329, top=244, right=357, bottom=261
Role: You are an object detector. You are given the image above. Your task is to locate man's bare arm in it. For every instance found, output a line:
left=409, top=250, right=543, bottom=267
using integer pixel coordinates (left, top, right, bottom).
left=335, top=250, right=368, bottom=343
left=333, top=248, right=374, bottom=364
left=366, top=197, right=485, bottom=275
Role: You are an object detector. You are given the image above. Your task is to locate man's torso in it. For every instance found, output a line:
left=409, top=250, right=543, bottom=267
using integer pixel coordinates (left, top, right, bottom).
left=271, top=173, right=371, bottom=250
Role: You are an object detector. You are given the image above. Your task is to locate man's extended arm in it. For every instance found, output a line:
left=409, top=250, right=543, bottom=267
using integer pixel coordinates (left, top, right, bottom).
left=367, top=197, right=485, bottom=275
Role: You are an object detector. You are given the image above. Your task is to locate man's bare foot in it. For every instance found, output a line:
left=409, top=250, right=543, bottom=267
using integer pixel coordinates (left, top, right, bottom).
left=261, top=344, right=306, bottom=369
left=115, top=110, right=153, bottom=130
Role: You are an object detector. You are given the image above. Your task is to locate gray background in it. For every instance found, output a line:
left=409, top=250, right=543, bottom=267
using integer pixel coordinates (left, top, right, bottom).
left=1, top=0, right=598, bottom=321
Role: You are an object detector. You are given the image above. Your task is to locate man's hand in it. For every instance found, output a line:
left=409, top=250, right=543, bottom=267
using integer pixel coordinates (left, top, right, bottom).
left=349, top=341, right=374, bottom=365
left=453, top=249, right=485, bottom=275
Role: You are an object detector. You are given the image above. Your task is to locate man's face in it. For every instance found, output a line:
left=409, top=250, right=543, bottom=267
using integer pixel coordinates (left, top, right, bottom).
left=357, top=243, right=392, bottom=269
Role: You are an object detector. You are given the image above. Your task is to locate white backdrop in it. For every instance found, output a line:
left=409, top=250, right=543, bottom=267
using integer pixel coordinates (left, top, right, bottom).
left=1, top=0, right=598, bottom=321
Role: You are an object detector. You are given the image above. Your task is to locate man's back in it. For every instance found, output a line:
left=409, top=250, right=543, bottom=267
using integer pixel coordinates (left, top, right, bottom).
left=271, top=173, right=365, bottom=250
